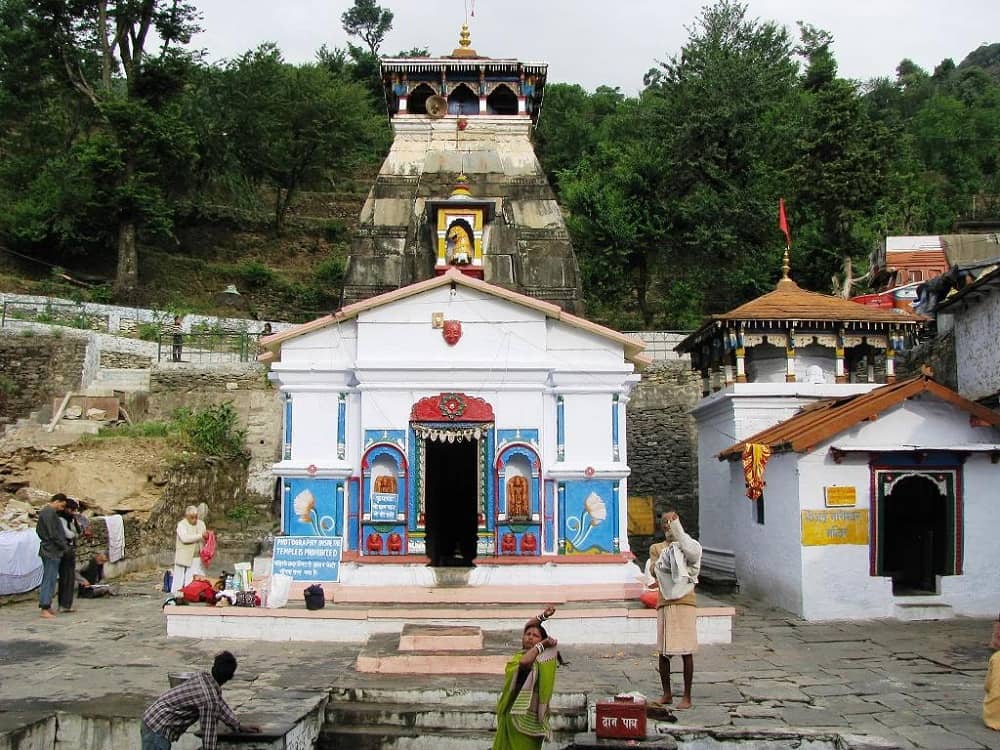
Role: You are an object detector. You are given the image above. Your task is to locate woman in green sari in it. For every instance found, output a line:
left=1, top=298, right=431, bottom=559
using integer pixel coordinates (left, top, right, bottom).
left=493, top=606, right=563, bottom=750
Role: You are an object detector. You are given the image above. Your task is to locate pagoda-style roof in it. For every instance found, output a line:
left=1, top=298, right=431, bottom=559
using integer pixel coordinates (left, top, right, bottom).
left=717, top=373, right=1000, bottom=458
left=676, top=277, right=925, bottom=353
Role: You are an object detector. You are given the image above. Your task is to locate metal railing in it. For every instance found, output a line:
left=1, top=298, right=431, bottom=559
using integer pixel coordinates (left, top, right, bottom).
left=157, top=332, right=263, bottom=363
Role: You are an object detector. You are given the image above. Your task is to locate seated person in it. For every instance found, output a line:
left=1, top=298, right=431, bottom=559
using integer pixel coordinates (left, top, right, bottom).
left=76, top=552, right=112, bottom=597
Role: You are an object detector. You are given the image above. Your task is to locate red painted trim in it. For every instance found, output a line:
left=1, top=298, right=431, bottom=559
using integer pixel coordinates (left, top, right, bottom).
left=954, top=468, right=964, bottom=575
left=339, top=551, right=633, bottom=565
left=410, top=392, right=495, bottom=422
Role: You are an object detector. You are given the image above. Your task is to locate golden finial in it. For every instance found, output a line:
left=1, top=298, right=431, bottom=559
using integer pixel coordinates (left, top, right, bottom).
left=451, top=23, right=478, bottom=58
left=781, top=247, right=790, bottom=280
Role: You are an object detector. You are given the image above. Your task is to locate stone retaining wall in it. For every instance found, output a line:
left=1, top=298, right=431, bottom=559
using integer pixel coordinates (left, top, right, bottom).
left=0, top=333, right=87, bottom=426
left=98, top=351, right=153, bottom=369
left=626, top=361, right=702, bottom=564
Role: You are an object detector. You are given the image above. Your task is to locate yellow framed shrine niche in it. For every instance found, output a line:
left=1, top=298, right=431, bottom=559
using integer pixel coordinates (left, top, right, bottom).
left=427, top=176, right=495, bottom=279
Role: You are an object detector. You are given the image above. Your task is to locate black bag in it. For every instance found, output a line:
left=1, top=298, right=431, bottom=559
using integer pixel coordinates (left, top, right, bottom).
left=303, top=584, right=325, bottom=610
left=234, top=590, right=258, bottom=607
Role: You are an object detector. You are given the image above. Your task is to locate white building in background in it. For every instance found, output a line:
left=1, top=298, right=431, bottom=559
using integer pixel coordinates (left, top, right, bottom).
left=935, top=266, right=1000, bottom=408
left=258, top=268, right=647, bottom=586
left=677, top=265, right=1000, bottom=620
left=714, top=375, right=1000, bottom=620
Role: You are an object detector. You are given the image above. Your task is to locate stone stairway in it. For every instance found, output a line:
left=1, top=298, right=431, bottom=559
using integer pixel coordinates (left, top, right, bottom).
left=320, top=683, right=586, bottom=749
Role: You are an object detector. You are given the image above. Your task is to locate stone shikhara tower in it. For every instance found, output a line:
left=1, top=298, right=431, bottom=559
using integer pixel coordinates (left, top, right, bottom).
left=342, top=25, right=584, bottom=314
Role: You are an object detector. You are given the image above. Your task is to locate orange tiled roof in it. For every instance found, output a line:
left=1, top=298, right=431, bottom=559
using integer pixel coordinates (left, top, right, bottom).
left=717, top=374, right=1000, bottom=459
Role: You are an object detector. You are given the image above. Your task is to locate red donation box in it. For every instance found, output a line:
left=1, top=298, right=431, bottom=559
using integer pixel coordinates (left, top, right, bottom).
left=595, top=695, right=646, bottom=739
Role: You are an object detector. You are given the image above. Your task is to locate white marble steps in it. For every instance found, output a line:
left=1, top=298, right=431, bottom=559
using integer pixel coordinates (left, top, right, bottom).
left=163, top=595, right=735, bottom=645
left=322, top=582, right=643, bottom=605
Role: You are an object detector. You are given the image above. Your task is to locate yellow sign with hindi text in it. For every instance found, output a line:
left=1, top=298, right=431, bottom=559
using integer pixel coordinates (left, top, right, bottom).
left=627, top=496, right=656, bottom=535
left=824, top=486, right=857, bottom=507
left=801, top=509, right=869, bottom=546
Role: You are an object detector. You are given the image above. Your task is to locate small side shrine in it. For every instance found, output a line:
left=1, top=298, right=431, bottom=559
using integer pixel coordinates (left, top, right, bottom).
left=676, top=252, right=926, bottom=392
left=258, top=268, right=647, bottom=587
left=715, top=374, right=1000, bottom=620
left=677, top=253, right=929, bottom=587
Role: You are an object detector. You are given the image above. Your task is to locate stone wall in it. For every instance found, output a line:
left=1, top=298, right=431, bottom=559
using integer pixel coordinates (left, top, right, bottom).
left=76, top=454, right=264, bottom=577
left=626, top=361, right=702, bottom=565
left=148, top=367, right=282, bottom=496
left=899, top=330, right=957, bottom=389
left=99, top=351, right=152, bottom=369
left=0, top=333, right=87, bottom=426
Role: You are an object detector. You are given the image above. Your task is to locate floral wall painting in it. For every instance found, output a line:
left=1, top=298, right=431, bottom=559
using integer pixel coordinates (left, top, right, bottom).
left=284, top=478, right=342, bottom=537
left=560, top=480, right=617, bottom=554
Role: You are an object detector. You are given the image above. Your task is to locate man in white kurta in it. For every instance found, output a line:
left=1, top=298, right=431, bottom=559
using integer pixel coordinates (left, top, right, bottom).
left=648, top=510, right=701, bottom=708
left=172, top=506, right=207, bottom=593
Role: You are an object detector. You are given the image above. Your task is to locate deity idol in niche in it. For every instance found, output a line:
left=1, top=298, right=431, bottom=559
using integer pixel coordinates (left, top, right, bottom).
left=374, top=475, right=397, bottom=494
left=506, top=476, right=530, bottom=520
left=446, top=223, right=473, bottom=265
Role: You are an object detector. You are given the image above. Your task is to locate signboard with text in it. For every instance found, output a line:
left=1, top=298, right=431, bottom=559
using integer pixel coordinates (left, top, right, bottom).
left=824, top=486, right=857, bottom=507
left=801, top=509, right=868, bottom=546
left=272, top=536, right=343, bottom=582
left=371, top=492, right=398, bottom=522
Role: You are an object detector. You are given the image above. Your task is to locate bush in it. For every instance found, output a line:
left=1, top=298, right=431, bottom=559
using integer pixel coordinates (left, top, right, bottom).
left=323, top=220, right=347, bottom=243
left=173, top=402, right=247, bottom=458
left=88, top=285, right=114, bottom=304
left=137, top=322, right=161, bottom=341
left=0, top=374, right=19, bottom=396
left=96, top=420, right=172, bottom=438
left=234, top=261, right=274, bottom=289
left=313, top=257, right=345, bottom=289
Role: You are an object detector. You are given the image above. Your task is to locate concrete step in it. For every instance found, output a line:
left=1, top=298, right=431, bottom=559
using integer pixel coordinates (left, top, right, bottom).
left=328, top=685, right=587, bottom=711
left=90, top=368, right=151, bottom=392
left=326, top=700, right=586, bottom=733
left=318, top=724, right=569, bottom=750
left=326, top=583, right=644, bottom=605
left=894, top=600, right=955, bottom=621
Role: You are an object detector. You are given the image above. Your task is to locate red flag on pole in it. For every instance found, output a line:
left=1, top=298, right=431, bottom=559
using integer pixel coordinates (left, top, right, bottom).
left=778, top=199, right=791, bottom=248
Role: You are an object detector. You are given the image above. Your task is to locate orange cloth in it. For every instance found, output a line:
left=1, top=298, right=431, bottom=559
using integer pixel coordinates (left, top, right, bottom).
left=742, top=443, right=772, bottom=500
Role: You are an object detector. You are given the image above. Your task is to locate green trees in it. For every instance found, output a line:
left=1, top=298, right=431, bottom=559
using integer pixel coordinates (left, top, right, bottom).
left=542, top=1, right=998, bottom=328
left=0, top=0, right=389, bottom=305
left=215, top=45, right=386, bottom=233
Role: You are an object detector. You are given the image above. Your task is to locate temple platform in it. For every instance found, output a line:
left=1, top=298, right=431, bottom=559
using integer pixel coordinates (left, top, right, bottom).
left=163, top=581, right=735, bottom=646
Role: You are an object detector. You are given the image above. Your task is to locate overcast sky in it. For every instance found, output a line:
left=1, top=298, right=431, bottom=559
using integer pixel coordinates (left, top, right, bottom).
left=192, top=1, right=999, bottom=93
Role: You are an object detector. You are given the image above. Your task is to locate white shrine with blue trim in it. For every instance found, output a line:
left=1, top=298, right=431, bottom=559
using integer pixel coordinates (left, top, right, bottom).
left=259, top=268, right=648, bottom=585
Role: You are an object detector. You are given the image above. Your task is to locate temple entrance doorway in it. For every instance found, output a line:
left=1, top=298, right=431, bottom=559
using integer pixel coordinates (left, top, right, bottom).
left=882, top=475, right=948, bottom=595
left=424, top=436, right=480, bottom=567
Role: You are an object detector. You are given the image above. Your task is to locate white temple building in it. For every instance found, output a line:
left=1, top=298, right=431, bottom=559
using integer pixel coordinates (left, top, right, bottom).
left=259, top=268, right=648, bottom=587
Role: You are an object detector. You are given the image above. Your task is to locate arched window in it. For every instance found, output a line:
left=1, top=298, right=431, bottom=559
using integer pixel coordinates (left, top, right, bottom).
left=486, top=84, right=518, bottom=115
left=408, top=83, right=436, bottom=115
left=448, top=83, right=479, bottom=115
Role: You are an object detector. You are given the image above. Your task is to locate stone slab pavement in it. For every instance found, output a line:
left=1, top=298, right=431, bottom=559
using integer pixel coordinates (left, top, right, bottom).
left=0, top=571, right=998, bottom=749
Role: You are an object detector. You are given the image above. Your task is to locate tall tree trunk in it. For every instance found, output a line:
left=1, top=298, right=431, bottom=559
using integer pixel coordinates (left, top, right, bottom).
left=636, top=252, right=652, bottom=327
left=113, top=157, right=139, bottom=300
left=113, top=218, right=139, bottom=301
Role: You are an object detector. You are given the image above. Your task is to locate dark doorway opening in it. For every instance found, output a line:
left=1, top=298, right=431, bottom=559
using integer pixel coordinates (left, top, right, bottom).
left=424, top=437, right=479, bottom=566
left=883, top=475, right=948, bottom=595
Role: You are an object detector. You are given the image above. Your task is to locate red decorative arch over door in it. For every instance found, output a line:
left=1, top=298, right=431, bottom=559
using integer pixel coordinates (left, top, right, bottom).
left=410, top=393, right=495, bottom=422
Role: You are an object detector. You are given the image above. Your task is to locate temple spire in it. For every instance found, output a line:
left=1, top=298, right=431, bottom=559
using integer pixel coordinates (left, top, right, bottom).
left=781, top=247, right=790, bottom=280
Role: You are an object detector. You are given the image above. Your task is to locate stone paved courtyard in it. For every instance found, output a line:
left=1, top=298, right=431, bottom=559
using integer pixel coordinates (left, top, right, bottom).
left=1, top=572, right=998, bottom=749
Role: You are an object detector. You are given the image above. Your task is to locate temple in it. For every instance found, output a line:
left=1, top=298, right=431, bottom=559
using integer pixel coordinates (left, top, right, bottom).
left=259, top=269, right=646, bottom=587
left=341, top=26, right=584, bottom=313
